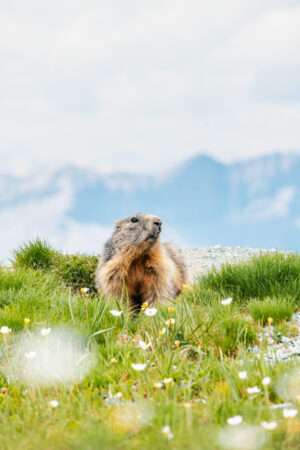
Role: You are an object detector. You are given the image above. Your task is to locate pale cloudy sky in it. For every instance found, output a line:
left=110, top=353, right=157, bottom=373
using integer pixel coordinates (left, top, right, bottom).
left=1, top=0, right=300, bottom=176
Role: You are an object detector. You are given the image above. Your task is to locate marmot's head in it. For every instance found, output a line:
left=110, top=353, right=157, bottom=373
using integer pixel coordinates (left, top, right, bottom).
left=114, top=213, right=162, bottom=249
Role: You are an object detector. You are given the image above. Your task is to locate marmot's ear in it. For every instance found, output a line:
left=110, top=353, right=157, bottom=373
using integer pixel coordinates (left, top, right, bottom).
left=115, top=220, right=122, bottom=229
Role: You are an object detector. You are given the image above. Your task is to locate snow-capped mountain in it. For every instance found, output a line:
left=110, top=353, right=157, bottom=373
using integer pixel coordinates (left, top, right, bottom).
left=1, top=153, right=299, bottom=262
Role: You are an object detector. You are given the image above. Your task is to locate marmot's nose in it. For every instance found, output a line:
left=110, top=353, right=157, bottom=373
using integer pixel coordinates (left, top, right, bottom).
left=153, top=219, right=162, bottom=231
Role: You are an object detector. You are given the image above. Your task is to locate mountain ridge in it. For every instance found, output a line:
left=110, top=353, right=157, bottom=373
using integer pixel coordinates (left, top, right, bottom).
left=0, top=152, right=299, bottom=260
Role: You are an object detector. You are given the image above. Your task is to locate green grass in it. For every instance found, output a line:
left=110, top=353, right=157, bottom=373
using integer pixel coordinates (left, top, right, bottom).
left=13, top=238, right=98, bottom=293
left=248, top=297, right=297, bottom=325
left=52, top=253, right=99, bottom=293
left=13, top=238, right=56, bottom=270
left=192, top=252, right=300, bottom=305
left=0, top=250, right=300, bottom=449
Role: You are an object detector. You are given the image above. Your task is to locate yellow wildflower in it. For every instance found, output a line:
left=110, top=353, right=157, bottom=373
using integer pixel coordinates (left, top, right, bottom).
left=168, top=307, right=174, bottom=313
left=24, top=318, right=30, bottom=324
left=182, top=284, right=189, bottom=290
left=141, top=302, right=149, bottom=310
left=174, top=340, right=180, bottom=348
left=267, top=317, right=273, bottom=324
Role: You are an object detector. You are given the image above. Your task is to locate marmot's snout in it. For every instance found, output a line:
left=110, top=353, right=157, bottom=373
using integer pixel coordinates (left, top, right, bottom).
left=149, top=217, right=162, bottom=240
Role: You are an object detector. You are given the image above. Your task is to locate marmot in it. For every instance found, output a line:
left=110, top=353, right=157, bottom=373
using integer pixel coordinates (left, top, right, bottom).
left=95, top=213, right=189, bottom=309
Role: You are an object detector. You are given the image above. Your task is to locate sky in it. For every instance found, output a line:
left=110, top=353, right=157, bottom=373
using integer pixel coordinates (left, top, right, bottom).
left=0, top=0, right=300, bottom=176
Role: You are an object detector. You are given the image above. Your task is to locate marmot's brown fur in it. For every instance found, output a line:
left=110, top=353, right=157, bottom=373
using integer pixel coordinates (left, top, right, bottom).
left=95, top=213, right=189, bottom=309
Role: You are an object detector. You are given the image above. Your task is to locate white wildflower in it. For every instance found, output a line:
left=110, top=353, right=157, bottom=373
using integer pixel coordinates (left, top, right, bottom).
left=144, top=307, right=158, bottom=317
left=158, top=328, right=166, bottom=335
left=0, top=326, right=12, bottom=335
left=238, top=371, right=247, bottom=379
left=165, top=318, right=175, bottom=326
left=109, top=310, right=123, bottom=317
left=163, top=377, right=173, bottom=384
left=262, top=377, right=271, bottom=386
left=221, top=298, right=232, bottom=306
left=247, top=386, right=261, bottom=394
left=40, top=328, right=51, bottom=336
left=49, top=400, right=59, bottom=408
left=270, top=403, right=293, bottom=410
left=261, top=421, right=277, bottom=430
left=282, top=408, right=298, bottom=418
left=131, top=363, right=147, bottom=371
left=24, top=351, right=37, bottom=359
left=162, top=425, right=173, bottom=439
left=81, top=287, right=89, bottom=294
left=227, top=415, right=243, bottom=426
left=138, top=340, right=151, bottom=350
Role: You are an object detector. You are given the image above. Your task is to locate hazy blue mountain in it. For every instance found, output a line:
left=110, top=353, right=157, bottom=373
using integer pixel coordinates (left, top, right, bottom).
left=1, top=153, right=299, bottom=257
left=67, top=153, right=299, bottom=251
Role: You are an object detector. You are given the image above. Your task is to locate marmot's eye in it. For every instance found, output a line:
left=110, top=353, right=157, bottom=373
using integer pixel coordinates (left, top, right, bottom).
left=131, top=217, right=139, bottom=223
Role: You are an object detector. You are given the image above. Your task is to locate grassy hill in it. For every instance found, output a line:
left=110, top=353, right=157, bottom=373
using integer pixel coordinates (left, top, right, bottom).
left=0, top=241, right=299, bottom=449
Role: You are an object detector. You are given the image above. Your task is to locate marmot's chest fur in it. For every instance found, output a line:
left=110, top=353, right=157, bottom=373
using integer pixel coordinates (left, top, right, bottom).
left=95, top=213, right=189, bottom=308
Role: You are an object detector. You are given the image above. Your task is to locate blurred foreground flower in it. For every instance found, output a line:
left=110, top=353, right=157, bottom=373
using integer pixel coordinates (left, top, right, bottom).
left=109, top=401, right=153, bottom=433
left=8, top=328, right=94, bottom=386
left=261, top=421, right=277, bottom=430
left=49, top=400, right=59, bottom=408
left=144, top=308, right=157, bottom=317
left=158, top=328, right=166, bottom=335
left=163, top=377, right=173, bottom=384
left=81, top=287, right=89, bottom=294
left=227, top=415, right=243, bottom=425
left=131, top=363, right=147, bottom=371
left=221, top=298, right=232, bottom=306
left=24, top=318, right=30, bottom=324
left=109, top=310, right=123, bottom=317
left=182, top=284, right=189, bottom=291
left=141, top=302, right=148, bottom=310
left=174, top=340, right=180, bottom=347
left=168, top=307, right=174, bottom=313
left=219, top=424, right=266, bottom=449
left=275, top=367, right=300, bottom=402
left=154, top=382, right=163, bottom=389
left=115, top=392, right=123, bottom=399
left=40, top=328, right=51, bottom=336
left=1, top=326, right=12, bottom=335
left=267, top=317, right=273, bottom=324
left=282, top=408, right=298, bottom=418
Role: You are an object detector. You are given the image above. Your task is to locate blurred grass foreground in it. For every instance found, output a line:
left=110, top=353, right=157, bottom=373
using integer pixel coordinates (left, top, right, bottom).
left=0, top=239, right=299, bottom=449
